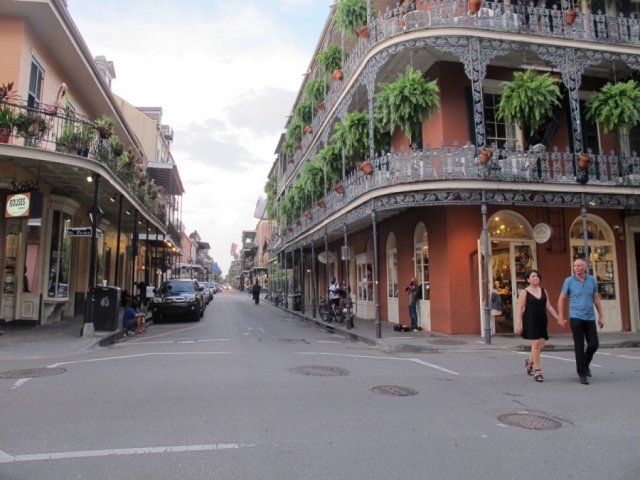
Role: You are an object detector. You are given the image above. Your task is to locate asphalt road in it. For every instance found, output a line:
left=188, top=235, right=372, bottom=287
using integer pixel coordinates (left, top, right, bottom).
left=1, top=291, right=639, bottom=480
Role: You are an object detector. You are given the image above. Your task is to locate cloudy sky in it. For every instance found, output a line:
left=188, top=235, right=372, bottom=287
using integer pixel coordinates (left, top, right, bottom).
left=68, top=0, right=330, bottom=274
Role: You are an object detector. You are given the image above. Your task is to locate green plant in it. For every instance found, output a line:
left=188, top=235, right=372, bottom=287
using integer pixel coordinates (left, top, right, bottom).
left=95, top=114, right=114, bottom=139
left=0, top=104, right=15, bottom=129
left=315, top=143, right=342, bottom=186
left=334, top=0, right=368, bottom=38
left=294, top=100, right=314, bottom=127
left=300, top=161, right=326, bottom=203
left=496, top=69, right=561, bottom=140
left=585, top=80, right=640, bottom=134
left=331, top=110, right=369, bottom=162
left=375, top=65, right=440, bottom=143
left=317, top=44, right=345, bottom=76
left=14, top=111, right=49, bottom=139
left=304, top=79, right=327, bottom=105
left=285, top=116, right=304, bottom=148
left=108, top=134, right=124, bottom=157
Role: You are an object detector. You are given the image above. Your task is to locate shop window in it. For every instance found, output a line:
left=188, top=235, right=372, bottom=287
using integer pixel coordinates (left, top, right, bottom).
left=386, top=233, right=398, bottom=299
left=414, top=223, right=429, bottom=301
left=47, top=210, right=72, bottom=298
left=356, top=256, right=373, bottom=302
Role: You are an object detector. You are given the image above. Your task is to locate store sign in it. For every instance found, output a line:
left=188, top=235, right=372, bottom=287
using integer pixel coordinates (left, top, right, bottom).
left=66, top=227, right=103, bottom=238
left=4, top=192, right=30, bottom=218
left=533, top=223, right=552, bottom=244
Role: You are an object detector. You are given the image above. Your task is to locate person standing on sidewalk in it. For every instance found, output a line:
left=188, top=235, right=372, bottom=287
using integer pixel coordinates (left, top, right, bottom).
left=557, top=258, right=604, bottom=385
left=514, top=270, right=562, bottom=383
left=405, top=278, right=420, bottom=331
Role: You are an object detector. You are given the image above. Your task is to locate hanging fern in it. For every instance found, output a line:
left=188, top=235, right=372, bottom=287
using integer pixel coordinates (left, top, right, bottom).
left=375, top=65, right=440, bottom=142
left=315, top=144, right=342, bottom=186
left=334, top=0, right=368, bottom=38
left=317, top=44, right=345, bottom=75
left=331, top=110, right=369, bottom=161
left=585, top=80, right=640, bottom=134
left=496, top=69, right=561, bottom=136
left=300, top=161, right=326, bottom=203
left=294, top=99, right=314, bottom=126
left=304, top=78, right=327, bottom=105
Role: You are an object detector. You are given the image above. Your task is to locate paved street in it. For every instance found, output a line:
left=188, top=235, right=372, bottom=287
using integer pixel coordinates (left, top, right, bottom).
left=1, top=291, right=639, bottom=480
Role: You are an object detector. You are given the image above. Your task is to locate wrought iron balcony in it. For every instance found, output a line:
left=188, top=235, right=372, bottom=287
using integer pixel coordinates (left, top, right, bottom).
left=277, top=142, right=640, bottom=244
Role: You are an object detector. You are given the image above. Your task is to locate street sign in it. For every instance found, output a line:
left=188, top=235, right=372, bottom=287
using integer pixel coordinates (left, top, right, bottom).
left=66, top=227, right=103, bottom=238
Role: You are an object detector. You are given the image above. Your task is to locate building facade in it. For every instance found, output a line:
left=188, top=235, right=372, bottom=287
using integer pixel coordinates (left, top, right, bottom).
left=268, top=0, right=640, bottom=336
left=0, top=0, right=185, bottom=327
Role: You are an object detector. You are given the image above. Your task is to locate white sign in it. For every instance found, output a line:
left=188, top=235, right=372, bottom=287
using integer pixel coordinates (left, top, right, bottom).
left=5, top=192, right=30, bottom=218
left=532, top=223, right=552, bottom=244
left=66, top=227, right=103, bottom=238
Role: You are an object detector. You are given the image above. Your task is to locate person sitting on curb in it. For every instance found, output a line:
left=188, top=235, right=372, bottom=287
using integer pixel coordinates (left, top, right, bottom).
left=122, top=300, right=146, bottom=334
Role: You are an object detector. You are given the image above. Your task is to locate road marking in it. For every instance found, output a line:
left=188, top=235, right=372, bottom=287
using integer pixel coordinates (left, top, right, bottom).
left=117, top=338, right=230, bottom=347
left=11, top=378, right=31, bottom=389
left=517, top=351, right=602, bottom=367
left=47, top=351, right=236, bottom=368
left=0, top=443, right=255, bottom=463
left=293, top=352, right=459, bottom=375
left=616, top=354, right=640, bottom=360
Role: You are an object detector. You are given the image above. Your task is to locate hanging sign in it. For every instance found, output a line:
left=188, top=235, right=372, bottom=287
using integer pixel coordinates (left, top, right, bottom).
left=4, top=192, right=31, bottom=218
left=533, top=223, right=552, bottom=244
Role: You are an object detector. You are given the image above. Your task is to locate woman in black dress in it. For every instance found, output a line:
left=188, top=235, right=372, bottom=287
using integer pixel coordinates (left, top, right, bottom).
left=514, top=270, right=561, bottom=382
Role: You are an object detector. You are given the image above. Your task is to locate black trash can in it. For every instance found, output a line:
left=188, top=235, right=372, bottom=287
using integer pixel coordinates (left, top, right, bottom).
left=293, top=293, right=302, bottom=311
left=92, top=286, right=121, bottom=331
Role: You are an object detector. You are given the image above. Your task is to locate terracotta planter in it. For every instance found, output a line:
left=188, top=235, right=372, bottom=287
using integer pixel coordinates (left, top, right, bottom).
left=317, top=199, right=326, bottom=209
left=288, top=157, right=294, bottom=164
left=469, top=0, right=482, bottom=13
left=578, top=153, right=591, bottom=169
left=316, top=101, right=325, bottom=111
left=356, top=25, right=369, bottom=39
left=334, top=184, right=345, bottom=194
left=332, top=70, right=343, bottom=80
left=564, top=10, right=576, bottom=25
left=287, top=226, right=293, bottom=233
left=0, top=127, right=10, bottom=143
left=295, top=219, right=301, bottom=227
left=479, top=147, right=492, bottom=164
left=304, top=125, right=313, bottom=134
left=359, top=161, right=374, bottom=175
left=303, top=211, right=312, bottom=220
left=295, top=143, right=302, bottom=151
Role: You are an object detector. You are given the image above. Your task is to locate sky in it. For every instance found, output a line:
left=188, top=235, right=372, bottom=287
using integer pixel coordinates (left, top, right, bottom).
left=67, top=0, right=331, bottom=275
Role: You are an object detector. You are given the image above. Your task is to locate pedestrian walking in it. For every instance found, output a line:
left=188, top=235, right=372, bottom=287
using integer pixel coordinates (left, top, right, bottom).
left=252, top=280, right=261, bottom=305
left=514, top=270, right=561, bottom=382
left=557, top=258, right=604, bottom=385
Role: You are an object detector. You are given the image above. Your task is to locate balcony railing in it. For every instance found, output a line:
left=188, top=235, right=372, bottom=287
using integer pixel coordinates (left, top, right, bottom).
left=0, top=100, right=168, bottom=219
left=276, top=143, right=640, bottom=244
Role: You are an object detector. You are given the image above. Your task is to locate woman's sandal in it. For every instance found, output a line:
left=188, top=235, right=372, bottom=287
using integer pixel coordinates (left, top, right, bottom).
left=525, top=359, right=534, bottom=376
left=534, top=369, right=543, bottom=382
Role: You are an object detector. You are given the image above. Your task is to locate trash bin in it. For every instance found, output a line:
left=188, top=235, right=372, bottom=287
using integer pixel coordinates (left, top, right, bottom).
left=92, top=286, right=121, bottom=331
left=293, top=292, right=302, bottom=311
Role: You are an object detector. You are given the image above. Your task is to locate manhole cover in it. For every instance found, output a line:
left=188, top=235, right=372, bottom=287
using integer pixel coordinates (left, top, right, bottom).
left=497, top=413, right=562, bottom=430
left=0, top=367, right=66, bottom=379
left=290, top=365, right=349, bottom=377
left=427, top=339, right=467, bottom=345
left=371, top=385, right=419, bottom=396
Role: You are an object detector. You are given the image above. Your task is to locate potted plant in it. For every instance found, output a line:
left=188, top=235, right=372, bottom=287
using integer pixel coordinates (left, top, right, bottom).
left=109, top=134, right=125, bottom=157
left=14, top=111, right=49, bottom=144
left=300, top=160, right=326, bottom=206
left=331, top=110, right=372, bottom=173
left=304, top=78, right=327, bottom=111
left=585, top=80, right=640, bottom=135
left=315, top=144, right=342, bottom=192
left=496, top=69, right=561, bottom=147
left=334, top=0, right=369, bottom=38
left=294, top=100, right=315, bottom=134
left=375, top=65, right=440, bottom=146
left=0, top=105, right=15, bottom=143
left=469, top=0, right=482, bottom=13
left=317, top=43, right=346, bottom=80
left=95, top=114, right=115, bottom=139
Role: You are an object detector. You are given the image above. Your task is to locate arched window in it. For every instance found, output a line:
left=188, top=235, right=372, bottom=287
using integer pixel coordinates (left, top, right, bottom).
left=386, top=233, right=398, bottom=299
left=414, top=223, right=429, bottom=300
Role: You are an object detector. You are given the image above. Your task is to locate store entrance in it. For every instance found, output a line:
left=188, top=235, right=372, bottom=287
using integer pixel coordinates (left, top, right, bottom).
left=490, top=241, right=535, bottom=334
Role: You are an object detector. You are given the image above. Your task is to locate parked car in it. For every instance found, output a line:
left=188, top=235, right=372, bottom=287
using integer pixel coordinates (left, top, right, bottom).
left=200, top=281, right=213, bottom=304
left=211, top=282, right=221, bottom=293
left=150, top=279, right=204, bottom=322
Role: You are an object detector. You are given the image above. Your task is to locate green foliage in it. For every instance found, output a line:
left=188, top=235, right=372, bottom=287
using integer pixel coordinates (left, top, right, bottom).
left=334, top=0, right=368, bottom=38
left=94, top=114, right=114, bottom=139
left=108, top=134, right=124, bottom=156
left=294, top=100, right=314, bottom=126
left=304, top=79, right=327, bottom=104
left=285, top=116, right=303, bottom=146
left=315, top=144, right=342, bottom=186
left=300, top=161, right=325, bottom=203
left=585, top=80, right=640, bottom=134
left=265, top=175, right=277, bottom=220
left=375, top=66, right=440, bottom=142
left=0, top=104, right=15, bottom=129
left=279, top=180, right=306, bottom=224
left=331, top=110, right=369, bottom=161
left=317, top=44, right=345, bottom=75
left=496, top=69, right=561, bottom=136
left=14, top=111, right=49, bottom=138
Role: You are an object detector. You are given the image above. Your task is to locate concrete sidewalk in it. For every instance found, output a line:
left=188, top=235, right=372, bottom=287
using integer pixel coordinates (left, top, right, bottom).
left=284, top=305, right=640, bottom=353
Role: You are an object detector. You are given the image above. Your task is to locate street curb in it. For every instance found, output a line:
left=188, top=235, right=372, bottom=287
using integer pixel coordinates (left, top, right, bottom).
left=96, top=315, right=154, bottom=347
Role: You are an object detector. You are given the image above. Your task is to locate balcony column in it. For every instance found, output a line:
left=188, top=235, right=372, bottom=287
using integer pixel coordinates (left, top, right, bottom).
left=114, top=194, right=123, bottom=287
left=311, top=241, right=317, bottom=318
left=131, top=209, right=138, bottom=297
left=324, top=230, right=329, bottom=295
left=371, top=204, right=381, bottom=339
left=481, top=192, right=491, bottom=345
left=299, top=245, right=305, bottom=314
left=343, top=223, right=353, bottom=329
left=83, top=174, right=103, bottom=336
left=581, top=194, right=590, bottom=275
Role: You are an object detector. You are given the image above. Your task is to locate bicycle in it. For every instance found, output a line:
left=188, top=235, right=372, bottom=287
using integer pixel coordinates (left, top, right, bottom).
left=319, top=296, right=344, bottom=323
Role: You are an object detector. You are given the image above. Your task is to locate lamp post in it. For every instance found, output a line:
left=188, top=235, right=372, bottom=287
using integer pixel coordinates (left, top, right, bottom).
left=83, top=174, right=103, bottom=336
